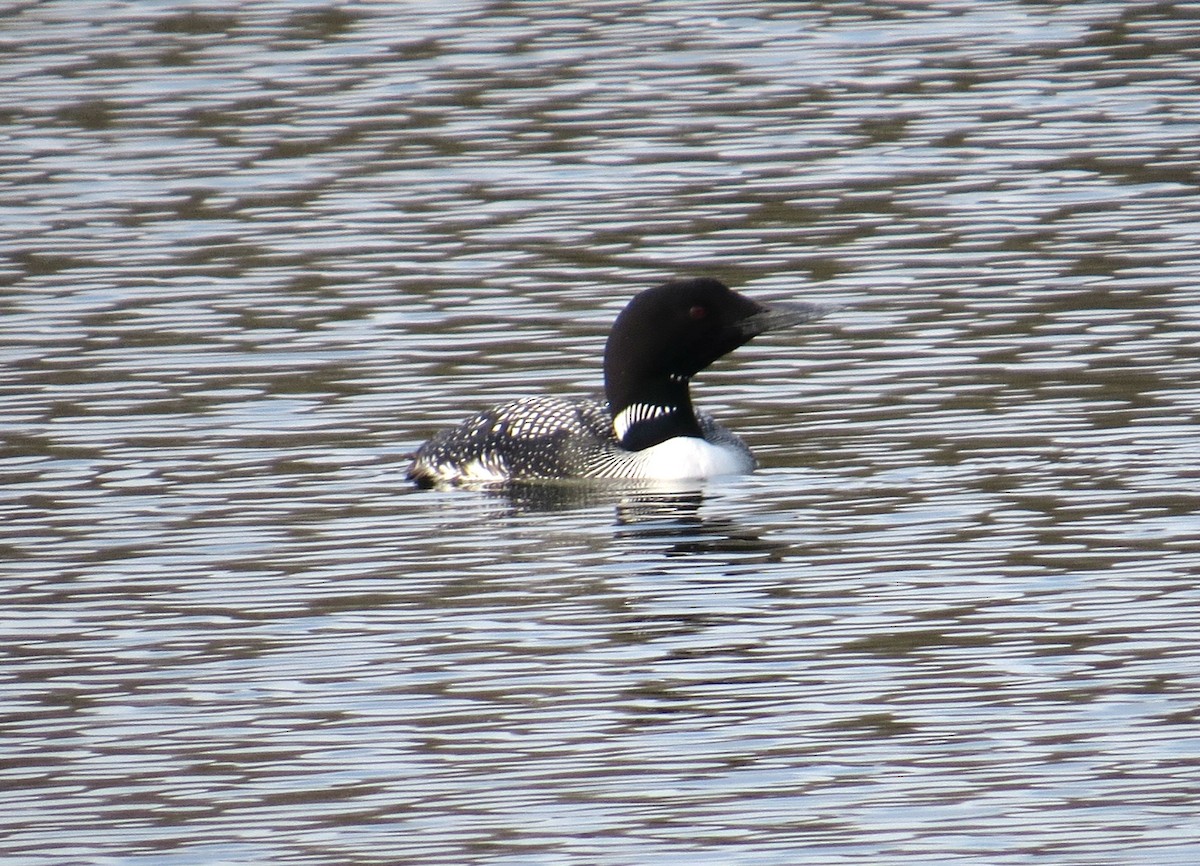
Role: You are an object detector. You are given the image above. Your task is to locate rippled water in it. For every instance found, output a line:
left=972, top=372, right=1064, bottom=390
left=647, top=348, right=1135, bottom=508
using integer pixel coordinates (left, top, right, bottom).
left=3, top=2, right=1200, bottom=864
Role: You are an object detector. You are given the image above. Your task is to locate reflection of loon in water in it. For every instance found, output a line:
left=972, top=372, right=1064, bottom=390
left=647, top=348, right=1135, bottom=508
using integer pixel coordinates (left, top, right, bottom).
left=408, top=277, right=831, bottom=487
left=478, top=481, right=789, bottom=560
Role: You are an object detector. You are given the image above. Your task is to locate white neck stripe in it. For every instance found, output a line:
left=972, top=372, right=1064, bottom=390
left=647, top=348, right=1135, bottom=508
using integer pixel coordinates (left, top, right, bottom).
left=613, top=403, right=674, bottom=443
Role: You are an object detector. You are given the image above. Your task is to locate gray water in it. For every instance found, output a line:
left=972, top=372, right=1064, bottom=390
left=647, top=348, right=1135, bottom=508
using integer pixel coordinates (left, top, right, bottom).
left=3, top=2, right=1200, bottom=864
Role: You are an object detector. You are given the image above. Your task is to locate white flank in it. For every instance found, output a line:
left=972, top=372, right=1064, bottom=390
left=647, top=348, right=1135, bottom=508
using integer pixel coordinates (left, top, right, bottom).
left=444, top=454, right=509, bottom=483
left=624, top=436, right=755, bottom=480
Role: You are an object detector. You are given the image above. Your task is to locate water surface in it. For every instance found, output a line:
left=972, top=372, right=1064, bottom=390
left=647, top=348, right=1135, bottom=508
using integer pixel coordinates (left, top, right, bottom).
left=2, top=2, right=1199, bottom=864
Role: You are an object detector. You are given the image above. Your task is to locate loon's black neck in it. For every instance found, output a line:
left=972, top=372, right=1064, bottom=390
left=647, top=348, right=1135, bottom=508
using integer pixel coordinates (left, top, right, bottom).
left=609, top=375, right=703, bottom=451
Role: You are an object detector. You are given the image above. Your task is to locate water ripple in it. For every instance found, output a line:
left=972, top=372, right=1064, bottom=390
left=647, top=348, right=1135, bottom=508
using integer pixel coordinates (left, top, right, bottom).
left=3, top=1, right=1200, bottom=864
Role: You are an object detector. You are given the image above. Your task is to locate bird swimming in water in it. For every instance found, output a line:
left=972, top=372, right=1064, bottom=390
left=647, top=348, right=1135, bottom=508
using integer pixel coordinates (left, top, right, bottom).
left=408, top=277, right=830, bottom=486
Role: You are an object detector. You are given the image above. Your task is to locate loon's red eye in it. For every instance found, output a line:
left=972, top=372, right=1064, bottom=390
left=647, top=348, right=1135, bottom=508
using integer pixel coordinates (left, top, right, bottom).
left=689, top=305, right=707, bottom=320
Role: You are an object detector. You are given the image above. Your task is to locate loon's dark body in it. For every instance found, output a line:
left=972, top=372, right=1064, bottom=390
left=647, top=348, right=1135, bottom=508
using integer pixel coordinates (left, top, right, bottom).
left=408, top=277, right=827, bottom=486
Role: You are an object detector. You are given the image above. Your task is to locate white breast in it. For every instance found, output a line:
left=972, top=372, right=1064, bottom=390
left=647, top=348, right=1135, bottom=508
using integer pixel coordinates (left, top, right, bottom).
left=627, top=436, right=756, bottom=480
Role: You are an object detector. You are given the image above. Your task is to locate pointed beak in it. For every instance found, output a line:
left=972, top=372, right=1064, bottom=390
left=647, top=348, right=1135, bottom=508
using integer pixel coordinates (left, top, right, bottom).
left=737, top=299, right=838, bottom=339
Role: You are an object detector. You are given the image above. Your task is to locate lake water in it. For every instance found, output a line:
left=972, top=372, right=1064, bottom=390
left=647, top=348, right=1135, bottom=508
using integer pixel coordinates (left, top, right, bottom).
left=3, top=2, right=1199, bottom=864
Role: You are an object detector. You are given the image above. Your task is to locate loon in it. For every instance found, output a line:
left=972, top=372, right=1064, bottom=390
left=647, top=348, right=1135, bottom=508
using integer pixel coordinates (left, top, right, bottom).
left=407, top=277, right=829, bottom=486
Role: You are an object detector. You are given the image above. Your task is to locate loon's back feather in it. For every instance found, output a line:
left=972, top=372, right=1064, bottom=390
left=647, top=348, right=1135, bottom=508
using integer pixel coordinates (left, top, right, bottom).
left=407, top=395, right=753, bottom=486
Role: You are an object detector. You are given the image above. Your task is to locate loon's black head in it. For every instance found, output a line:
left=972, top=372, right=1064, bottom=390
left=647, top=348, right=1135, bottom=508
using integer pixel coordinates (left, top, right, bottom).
left=603, top=277, right=827, bottom=451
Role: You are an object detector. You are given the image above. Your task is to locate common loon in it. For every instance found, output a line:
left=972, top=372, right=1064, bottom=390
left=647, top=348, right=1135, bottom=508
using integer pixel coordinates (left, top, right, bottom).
left=407, top=277, right=830, bottom=486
